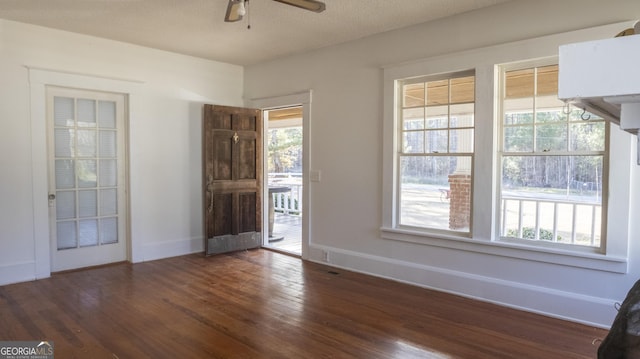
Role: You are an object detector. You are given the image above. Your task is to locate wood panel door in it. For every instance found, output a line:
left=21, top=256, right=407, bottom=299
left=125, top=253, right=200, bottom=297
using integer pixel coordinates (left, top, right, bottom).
left=203, top=105, right=262, bottom=255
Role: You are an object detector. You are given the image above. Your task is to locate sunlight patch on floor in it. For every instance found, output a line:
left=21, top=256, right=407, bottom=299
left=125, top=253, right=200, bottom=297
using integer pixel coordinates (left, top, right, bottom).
left=393, top=340, right=453, bottom=359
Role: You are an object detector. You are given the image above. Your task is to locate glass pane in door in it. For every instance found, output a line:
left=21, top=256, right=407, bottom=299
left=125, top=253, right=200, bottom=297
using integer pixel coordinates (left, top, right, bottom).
left=53, top=96, right=119, bottom=250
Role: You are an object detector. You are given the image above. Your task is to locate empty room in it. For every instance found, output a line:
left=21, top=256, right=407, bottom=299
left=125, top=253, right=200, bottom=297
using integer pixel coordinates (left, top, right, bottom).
left=2, top=0, right=640, bottom=357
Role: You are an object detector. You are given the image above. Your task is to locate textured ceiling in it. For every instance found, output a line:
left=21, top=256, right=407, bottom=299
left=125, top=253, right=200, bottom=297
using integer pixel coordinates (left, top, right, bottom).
left=0, top=0, right=510, bottom=66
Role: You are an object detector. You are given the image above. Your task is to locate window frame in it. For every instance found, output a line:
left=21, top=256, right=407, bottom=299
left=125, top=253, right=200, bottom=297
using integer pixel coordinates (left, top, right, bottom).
left=381, top=22, right=633, bottom=274
left=396, top=71, right=476, bottom=236
left=496, top=59, right=610, bottom=253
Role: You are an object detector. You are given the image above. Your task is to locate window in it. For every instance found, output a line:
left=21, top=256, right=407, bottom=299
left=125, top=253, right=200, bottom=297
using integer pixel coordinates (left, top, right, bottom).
left=499, top=63, right=608, bottom=249
left=397, top=71, right=475, bottom=234
left=383, top=24, right=632, bottom=272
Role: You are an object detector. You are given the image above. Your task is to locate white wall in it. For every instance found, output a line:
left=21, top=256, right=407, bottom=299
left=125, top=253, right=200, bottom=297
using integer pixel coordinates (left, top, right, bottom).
left=244, top=0, right=640, bottom=327
left=0, top=20, right=243, bottom=284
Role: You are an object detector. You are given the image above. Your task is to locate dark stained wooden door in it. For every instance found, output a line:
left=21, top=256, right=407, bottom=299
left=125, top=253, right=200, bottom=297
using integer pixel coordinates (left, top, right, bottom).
left=203, top=105, right=262, bottom=255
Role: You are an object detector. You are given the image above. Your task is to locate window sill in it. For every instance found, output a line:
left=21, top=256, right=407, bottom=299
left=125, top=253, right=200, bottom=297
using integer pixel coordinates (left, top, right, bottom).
left=380, top=226, right=628, bottom=273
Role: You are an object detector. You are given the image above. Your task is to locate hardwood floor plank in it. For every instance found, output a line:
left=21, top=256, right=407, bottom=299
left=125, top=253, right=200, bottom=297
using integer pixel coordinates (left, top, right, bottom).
left=0, top=249, right=607, bottom=358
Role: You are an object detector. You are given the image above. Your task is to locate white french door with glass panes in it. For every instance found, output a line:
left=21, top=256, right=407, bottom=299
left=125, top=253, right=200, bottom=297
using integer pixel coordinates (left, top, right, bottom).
left=47, top=87, right=127, bottom=272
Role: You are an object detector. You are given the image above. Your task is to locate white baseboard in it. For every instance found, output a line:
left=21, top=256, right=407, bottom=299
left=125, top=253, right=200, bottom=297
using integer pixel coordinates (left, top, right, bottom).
left=140, top=236, right=204, bottom=262
left=0, top=261, right=37, bottom=286
left=0, top=238, right=204, bottom=286
left=308, top=244, right=616, bottom=328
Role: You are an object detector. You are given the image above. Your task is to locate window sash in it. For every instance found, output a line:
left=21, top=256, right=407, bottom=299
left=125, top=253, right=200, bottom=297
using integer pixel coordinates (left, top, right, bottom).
left=498, top=62, right=608, bottom=250
left=396, top=72, right=475, bottom=234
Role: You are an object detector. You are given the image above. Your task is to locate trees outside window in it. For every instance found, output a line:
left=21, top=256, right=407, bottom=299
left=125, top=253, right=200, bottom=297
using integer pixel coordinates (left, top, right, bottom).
left=499, top=64, right=607, bottom=248
left=268, top=127, right=302, bottom=174
left=398, top=72, right=475, bottom=233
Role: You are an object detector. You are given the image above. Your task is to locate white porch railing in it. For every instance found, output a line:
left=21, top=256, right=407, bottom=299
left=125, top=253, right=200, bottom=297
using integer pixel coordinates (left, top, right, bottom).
left=500, top=195, right=602, bottom=247
left=269, top=173, right=302, bottom=216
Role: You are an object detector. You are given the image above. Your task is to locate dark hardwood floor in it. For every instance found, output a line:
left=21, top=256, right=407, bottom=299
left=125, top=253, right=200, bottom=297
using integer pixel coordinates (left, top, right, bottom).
left=0, top=249, right=607, bottom=358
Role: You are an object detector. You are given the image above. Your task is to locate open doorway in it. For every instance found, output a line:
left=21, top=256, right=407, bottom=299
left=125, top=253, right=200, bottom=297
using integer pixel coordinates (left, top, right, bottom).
left=263, top=106, right=303, bottom=255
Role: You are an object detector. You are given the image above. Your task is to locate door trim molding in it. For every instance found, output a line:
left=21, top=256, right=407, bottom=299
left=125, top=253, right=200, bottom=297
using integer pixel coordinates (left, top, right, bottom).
left=250, top=91, right=311, bottom=109
left=28, top=67, right=140, bottom=279
left=249, top=90, right=312, bottom=259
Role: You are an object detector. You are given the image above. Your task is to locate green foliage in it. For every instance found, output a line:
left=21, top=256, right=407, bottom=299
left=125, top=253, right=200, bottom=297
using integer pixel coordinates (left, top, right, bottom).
left=501, top=109, right=605, bottom=192
left=507, top=227, right=562, bottom=241
left=268, top=127, right=302, bottom=173
left=274, top=195, right=300, bottom=215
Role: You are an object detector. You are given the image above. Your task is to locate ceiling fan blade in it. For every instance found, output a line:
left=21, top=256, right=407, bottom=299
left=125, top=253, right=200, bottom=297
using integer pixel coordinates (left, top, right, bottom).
left=225, top=0, right=244, bottom=22
left=272, top=0, right=326, bottom=13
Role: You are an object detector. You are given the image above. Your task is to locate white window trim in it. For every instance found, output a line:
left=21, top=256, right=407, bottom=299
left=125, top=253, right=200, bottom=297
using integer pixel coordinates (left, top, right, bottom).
left=381, top=21, right=634, bottom=273
left=396, top=71, right=475, bottom=236
left=496, top=58, right=609, bottom=250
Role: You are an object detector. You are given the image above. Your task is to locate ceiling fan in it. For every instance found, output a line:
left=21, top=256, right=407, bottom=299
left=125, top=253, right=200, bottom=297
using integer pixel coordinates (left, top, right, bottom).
left=225, top=0, right=326, bottom=23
